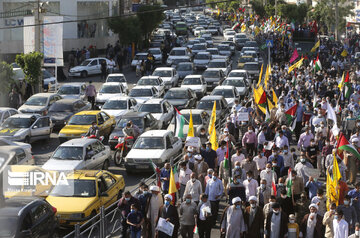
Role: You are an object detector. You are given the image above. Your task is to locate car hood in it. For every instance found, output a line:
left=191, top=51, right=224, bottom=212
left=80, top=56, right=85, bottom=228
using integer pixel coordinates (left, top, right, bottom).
left=60, top=95, right=81, bottom=99
left=236, top=87, right=247, bottom=95
left=181, top=85, right=203, bottom=91
left=19, top=105, right=47, bottom=112
left=127, top=149, right=165, bottom=159
left=166, top=99, right=188, bottom=106
left=60, top=125, right=90, bottom=135
left=0, top=128, right=27, bottom=136
left=48, top=112, right=73, bottom=121
left=46, top=196, right=96, bottom=213
left=194, top=59, right=209, bottom=64
left=161, top=77, right=172, bottom=82
left=225, top=98, right=235, bottom=105
left=96, top=93, right=122, bottom=102
left=151, top=113, right=163, bottom=120
left=42, top=159, right=83, bottom=171
left=168, top=56, right=190, bottom=60
left=101, top=109, right=128, bottom=118
left=70, top=66, right=85, bottom=72
left=133, top=97, right=151, bottom=104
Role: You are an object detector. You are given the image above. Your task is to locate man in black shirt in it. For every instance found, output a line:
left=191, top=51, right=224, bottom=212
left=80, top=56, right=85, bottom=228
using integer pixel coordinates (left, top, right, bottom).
left=200, top=142, right=217, bottom=170
left=306, top=138, right=319, bottom=168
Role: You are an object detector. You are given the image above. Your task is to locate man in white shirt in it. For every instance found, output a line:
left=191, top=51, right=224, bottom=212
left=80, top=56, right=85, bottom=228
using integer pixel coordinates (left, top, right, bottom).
left=275, top=130, right=289, bottom=149
left=333, top=209, right=348, bottom=238
left=253, top=150, right=268, bottom=175
left=260, top=163, right=277, bottom=190
left=231, top=147, right=245, bottom=168
left=243, top=171, right=258, bottom=200
left=183, top=173, right=203, bottom=203
left=178, top=161, right=192, bottom=202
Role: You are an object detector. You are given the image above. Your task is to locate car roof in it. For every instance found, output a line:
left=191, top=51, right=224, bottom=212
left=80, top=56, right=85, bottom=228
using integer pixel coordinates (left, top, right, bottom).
left=171, top=47, right=187, bottom=50
left=136, top=53, right=148, bottom=56
left=205, top=68, right=222, bottom=72
left=0, top=197, right=45, bottom=216
left=213, top=85, right=235, bottom=90
left=102, top=82, right=122, bottom=86
left=180, top=109, right=207, bottom=114
left=154, top=67, right=173, bottom=71
left=60, top=83, right=85, bottom=87
left=230, top=69, right=247, bottom=72
left=200, top=95, right=224, bottom=100
left=60, top=138, right=98, bottom=147
left=197, top=52, right=210, bottom=55
left=245, top=62, right=259, bottom=65
left=75, top=110, right=100, bottom=115
left=8, top=113, right=41, bottom=119
left=0, top=145, right=26, bottom=153
left=143, top=98, right=166, bottom=104
left=132, top=86, right=155, bottom=90
left=107, top=96, right=133, bottom=101
left=168, top=87, right=188, bottom=91
left=210, top=59, right=226, bottom=62
left=53, top=99, right=79, bottom=104
left=107, top=73, right=125, bottom=76
left=139, top=76, right=161, bottom=80
left=0, top=107, right=16, bottom=112
left=149, top=48, right=161, bottom=51
left=218, top=44, right=230, bottom=47
left=122, top=111, right=149, bottom=117
left=30, top=93, right=59, bottom=97
left=140, top=130, right=170, bottom=137
left=184, top=74, right=202, bottom=78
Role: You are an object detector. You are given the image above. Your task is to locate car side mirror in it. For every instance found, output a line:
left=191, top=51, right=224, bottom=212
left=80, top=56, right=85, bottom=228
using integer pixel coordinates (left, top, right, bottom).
left=33, top=125, right=38, bottom=129
left=167, top=144, right=173, bottom=149
left=21, top=230, right=32, bottom=236
left=86, top=151, right=95, bottom=160
left=100, top=192, right=109, bottom=197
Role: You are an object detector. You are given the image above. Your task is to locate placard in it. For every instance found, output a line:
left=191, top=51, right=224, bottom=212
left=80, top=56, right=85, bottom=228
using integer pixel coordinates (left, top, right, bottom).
left=156, top=217, right=174, bottom=236
left=185, top=137, right=201, bottom=148
left=237, top=112, right=249, bottom=121
left=304, top=168, right=320, bottom=180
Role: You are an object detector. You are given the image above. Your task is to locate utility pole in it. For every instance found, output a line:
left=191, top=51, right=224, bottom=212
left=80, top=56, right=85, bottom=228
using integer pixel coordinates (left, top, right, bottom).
left=335, top=0, right=339, bottom=41
left=275, top=0, right=277, bottom=17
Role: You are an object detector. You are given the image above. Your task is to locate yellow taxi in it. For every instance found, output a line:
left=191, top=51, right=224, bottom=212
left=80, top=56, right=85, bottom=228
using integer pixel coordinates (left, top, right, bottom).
left=4, top=165, right=58, bottom=198
left=46, top=170, right=125, bottom=226
left=58, top=110, right=115, bottom=142
left=237, top=56, right=254, bottom=69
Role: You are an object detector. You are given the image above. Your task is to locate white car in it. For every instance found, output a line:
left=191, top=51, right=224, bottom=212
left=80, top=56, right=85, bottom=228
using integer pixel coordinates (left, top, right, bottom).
left=223, top=30, right=236, bottom=41
left=0, top=138, right=32, bottom=155
left=181, top=75, right=207, bottom=98
left=42, top=69, right=59, bottom=92
left=166, top=47, right=192, bottom=66
left=57, top=83, right=86, bottom=100
left=101, top=96, right=139, bottom=118
left=227, top=69, right=250, bottom=83
left=128, top=86, right=159, bottom=105
left=207, top=59, right=231, bottom=76
left=194, top=27, right=205, bottom=36
left=42, top=138, right=111, bottom=171
left=148, top=48, right=162, bottom=64
left=0, top=107, right=19, bottom=124
left=131, top=53, right=148, bottom=70
left=221, top=77, right=250, bottom=98
left=210, top=85, right=240, bottom=107
left=96, top=82, right=127, bottom=107
left=138, top=99, right=174, bottom=128
left=69, top=58, right=111, bottom=78
left=124, top=130, right=182, bottom=171
left=106, top=73, right=129, bottom=93
left=217, top=44, right=232, bottom=57
left=137, top=76, right=165, bottom=96
left=152, top=67, right=179, bottom=89
left=18, top=93, right=62, bottom=115
left=193, top=52, right=211, bottom=70
left=191, top=43, right=207, bottom=55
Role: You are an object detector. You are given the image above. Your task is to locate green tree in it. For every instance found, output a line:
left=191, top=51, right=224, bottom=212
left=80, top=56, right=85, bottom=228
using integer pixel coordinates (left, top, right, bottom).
left=136, top=5, right=165, bottom=42
left=250, top=0, right=266, bottom=18
left=0, top=62, right=14, bottom=94
left=15, top=52, right=43, bottom=91
left=108, top=16, right=142, bottom=46
left=277, top=3, right=308, bottom=23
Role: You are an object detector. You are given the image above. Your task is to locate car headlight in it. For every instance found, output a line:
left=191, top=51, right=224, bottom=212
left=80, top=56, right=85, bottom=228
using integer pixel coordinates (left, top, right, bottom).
left=70, top=213, right=85, bottom=219
left=58, top=133, right=67, bottom=137
left=125, top=158, right=134, bottom=163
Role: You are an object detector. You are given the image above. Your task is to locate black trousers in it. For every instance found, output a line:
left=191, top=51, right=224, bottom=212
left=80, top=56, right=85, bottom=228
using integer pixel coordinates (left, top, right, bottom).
left=246, top=143, right=256, bottom=157
left=87, top=96, right=95, bottom=109
left=295, top=121, right=302, bottom=141
left=210, top=200, right=219, bottom=227
left=198, top=219, right=211, bottom=238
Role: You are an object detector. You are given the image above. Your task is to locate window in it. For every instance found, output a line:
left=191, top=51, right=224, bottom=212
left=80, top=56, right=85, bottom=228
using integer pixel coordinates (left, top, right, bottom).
left=20, top=213, right=32, bottom=231
left=92, top=141, right=105, bottom=154
left=102, top=173, right=116, bottom=190
left=168, top=132, right=176, bottom=144
left=31, top=204, right=49, bottom=223
left=165, top=136, right=171, bottom=148
left=97, top=114, right=104, bottom=125
left=90, top=60, right=97, bottom=66
left=9, top=110, right=18, bottom=116
left=35, top=118, right=49, bottom=128
left=100, top=112, right=109, bottom=121
left=2, top=111, right=10, bottom=121
left=97, top=178, right=107, bottom=193
left=15, top=149, right=26, bottom=163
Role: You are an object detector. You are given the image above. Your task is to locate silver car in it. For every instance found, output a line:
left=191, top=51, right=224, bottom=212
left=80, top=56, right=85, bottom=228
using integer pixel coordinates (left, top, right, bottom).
left=176, top=62, right=194, bottom=79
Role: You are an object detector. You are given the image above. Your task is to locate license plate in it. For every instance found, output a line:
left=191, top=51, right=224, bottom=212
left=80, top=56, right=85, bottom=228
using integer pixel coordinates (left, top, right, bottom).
left=136, top=165, right=149, bottom=169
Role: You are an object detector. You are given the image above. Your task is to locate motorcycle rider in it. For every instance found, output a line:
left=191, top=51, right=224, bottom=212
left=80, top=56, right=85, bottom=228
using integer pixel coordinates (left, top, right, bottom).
left=123, top=122, right=135, bottom=137
left=85, top=121, right=100, bottom=138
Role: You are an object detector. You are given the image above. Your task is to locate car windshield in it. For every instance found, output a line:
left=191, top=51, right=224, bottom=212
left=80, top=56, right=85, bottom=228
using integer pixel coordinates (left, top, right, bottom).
left=0, top=217, right=18, bottom=237
left=49, top=103, right=74, bottom=112
left=129, top=89, right=153, bottom=97
left=208, top=61, right=226, bottom=68
left=153, top=70, right=172, bottom=77
left=207, top=49, right=218, bottom=55
left=134, top=54, right=147, bottom=60
left=80, top=60, right=91, bottom=66
left=244, top=64, right=259, bottom=70
left=25, top=96, right=47, bottom=106
left=52, top=146, right=83, bottom=160
left=139, top=104, right=162, bottom=113
left=212, top=89, right=234, bottom=98
left=100, top=85, right=120, bottom=94
left=223, top=79, right=245, bottom=87
left=239, top=57, right=252, bottom=63
left=197, top=100, right=220, bottom=110
left=195, top=54, right=210, bottom=59
left=218, top=45, right=230, bottom=51
left=170, top=50, right=185, bottom=56
left=117, top=118, right=143, bottom=128
left=203, top=70, right=219, bottom=77
left=49, top=179, right=96, bottom=197
left=138, top=78, right=158, bottom=86
left=1, top=118, right=32, bottom=128
left=177, top=64, right=192, bottom=71
left=68, top=115, right=96, bottom=125
left=102, top=100, right=127, bottom=109
left=58, top=86, right=79, bottom=95
left=225, top=31, right=235, bottom=35
left=133, top=137, right=164, bottom=149
left=182, top=77, right=201, bottom=85
left=149, top=49, right=161, bottom=55
left=177, top=23, right=186, bottom=28
left=107, top=76, right=126, bottom=83
left=183, top=114, right=202, bottom=125
left=228, top=72, right=246, bottom=77
left=193, top=45, right=206, bottom=50
left=164, top=90, right=188, bottom=99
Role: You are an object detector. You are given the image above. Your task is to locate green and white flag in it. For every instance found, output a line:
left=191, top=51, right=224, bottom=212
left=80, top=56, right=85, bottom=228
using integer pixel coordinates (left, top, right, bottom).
left=174, top=108, right=185, bottom=139
left=314, top=55, right=322, bottom=72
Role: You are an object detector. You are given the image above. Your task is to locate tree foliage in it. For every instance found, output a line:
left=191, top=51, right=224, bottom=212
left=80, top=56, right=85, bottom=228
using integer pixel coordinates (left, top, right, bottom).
left=108, top=16, right=142, bottom=46
left=0, top=62, right=14, bottom=93
left=136, top=5, right=165, bottom=40
left=15, top=52, right=43, bottom=87
left=278, top=3, right=308, bottom=23
left=250, top=0, right=266, bottom=18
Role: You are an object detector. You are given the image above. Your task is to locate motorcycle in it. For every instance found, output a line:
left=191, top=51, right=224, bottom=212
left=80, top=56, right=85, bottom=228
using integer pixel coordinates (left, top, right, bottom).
left=113, top=136, right=134, bottom=166
left=82, top=135, right=104, bottom=142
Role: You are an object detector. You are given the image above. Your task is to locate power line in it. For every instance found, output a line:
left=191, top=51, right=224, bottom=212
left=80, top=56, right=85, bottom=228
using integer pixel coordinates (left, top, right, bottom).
left=0, top=0, right=240, bottom=30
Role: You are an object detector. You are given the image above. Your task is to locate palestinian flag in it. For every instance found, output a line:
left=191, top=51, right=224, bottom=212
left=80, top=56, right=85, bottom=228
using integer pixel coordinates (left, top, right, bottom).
left=344, top=72, right=352, bottom=98
left=285, top=104, right=298, bottom=124
left=314, top=55, right=322, bottom=72
left=149, top=159, right=161, bottom=187
left=224, top=140, right=229, bottom=169
left=258, top=90, right=267, bottom=108
left=193, top=225, right=198, bottom=234
left=272, top=169, right=277, bottom=195
left=173, top=165, right=180, bottom=190
left=286, top=168, right=292, bottom=197
left=174, top=107, right=185, bottom=139
left=337, top=133, right=360, bottom=160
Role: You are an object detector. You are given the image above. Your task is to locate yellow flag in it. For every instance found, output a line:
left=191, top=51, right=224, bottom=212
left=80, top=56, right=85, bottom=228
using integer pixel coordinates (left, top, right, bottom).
left=272, top=89, right=278, bottom=107
left=281, top=35, right=284, bottom=47
left=338, top=72, right=345, bottom=91
left=257, top=104, right=266, bottom=114
left=217, top=9, right=220, bottom=16
left=341, top=49, right=348, bottom=57
left=208, top=101, right=216, bottom=134
left=209, top=127, right=218, bottom=151
left=256, top=64, right=264, bottom=87
left=168, top=167, right=177, bottom=205
left=255, top=26, right=260, bottom=36
left=188, top=110, right=194, bottom=137
left=288, top=58, right=304, bottom=74
left=241, top=24, right=246, bottom=32
left=310, top=40, right=320, bottom=52
left=253, top=85, right=264, bottom=104
left=267, top=98, right=274, bottom=111
left=331, top=153, right=341, bottom=205
left=264, top=63, right=271, bottom=90
left=326, top=171, right=332, bottom=210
